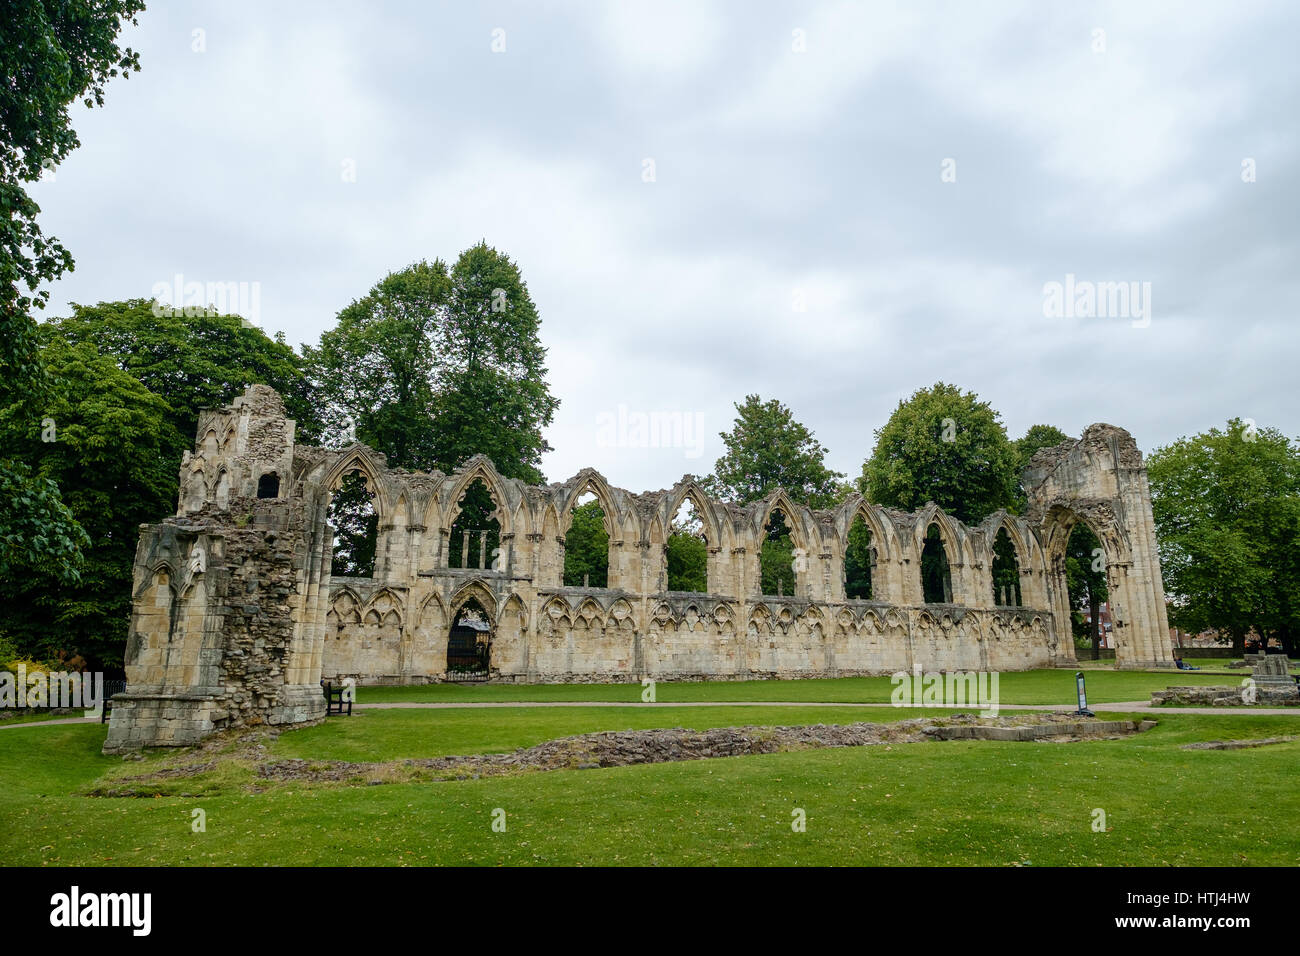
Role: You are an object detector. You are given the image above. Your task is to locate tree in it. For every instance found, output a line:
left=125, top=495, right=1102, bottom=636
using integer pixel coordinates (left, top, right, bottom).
left=860, top=382, right=1018, bottom=524
left=0, top=338, right=174, bottom=671
left=1064, top=523, right=1108, bottom=659
left=665, top=531, right=707, bottom=592
left=305, top=245, right=559, bottom=482
left=0, top=0, right=143, bottom=587
left=1148, top=419, right=1300, bottom=655
left=705, top=395, right=844, bottom=508
left=563, top=501, right=608, bottom=588
left=843, top=518, right=874, bottom=600
left=44, top=299, right=322, bottom=447
left=328, top=472, right=378, bottom=578
left=305, top=260, right=448, bottom=468
left=434, top=243, right=558, bottom=483
left=7, top=303, right=320, bottom=667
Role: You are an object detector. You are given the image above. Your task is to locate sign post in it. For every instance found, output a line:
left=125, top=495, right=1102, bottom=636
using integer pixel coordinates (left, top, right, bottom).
left=1074, top=671, right=1095, bottom=717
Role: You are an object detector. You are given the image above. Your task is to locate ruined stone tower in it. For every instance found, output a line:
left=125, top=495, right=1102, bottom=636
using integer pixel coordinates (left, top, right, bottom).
left=103, top=386, right=331, bottom=752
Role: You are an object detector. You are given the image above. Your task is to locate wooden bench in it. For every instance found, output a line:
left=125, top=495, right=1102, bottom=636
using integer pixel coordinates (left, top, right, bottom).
left=321, top=680, right=352, bottom=716
left=100, top=679, right=127, bottom=724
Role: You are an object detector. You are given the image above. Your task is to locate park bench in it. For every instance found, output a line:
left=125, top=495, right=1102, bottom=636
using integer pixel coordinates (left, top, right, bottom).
left=100, top=679, right=127, bottom=724
left=321, top=680, right=352, bottom=716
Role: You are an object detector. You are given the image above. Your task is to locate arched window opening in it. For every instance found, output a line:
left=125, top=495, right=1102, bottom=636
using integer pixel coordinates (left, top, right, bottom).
left=329, top=469, right=378, bottom=577
left=991, top=527, right=1021, bottom=606
left=1065, top=521, right=1109, bottom=660
left=448, top=479, right=501, bottom=570
left=257, top=472, right=280, bottom=499
left=844, top=515, right=875, bottom=600
left=563, top=492, right=609, bottom=587
left=761, top=507, right=798, bottom=597
left=921, top=523, right=952, bottom=604
left=666, top=497, right=708, bottom=592
left=447, top=597, right=492, bottom=677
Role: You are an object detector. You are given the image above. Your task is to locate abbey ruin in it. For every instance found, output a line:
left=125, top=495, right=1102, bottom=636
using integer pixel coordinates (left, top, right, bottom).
left=104, top=385, right=1174, bottom=751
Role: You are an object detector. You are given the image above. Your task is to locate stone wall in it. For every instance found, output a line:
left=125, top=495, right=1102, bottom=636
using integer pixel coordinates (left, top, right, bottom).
left=106, top=385, right=1175, bottom=750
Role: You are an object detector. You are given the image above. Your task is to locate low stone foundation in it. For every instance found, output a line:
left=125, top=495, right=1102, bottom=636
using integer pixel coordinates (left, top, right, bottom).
left=1151, top=685, right=1300, bottom=707
left=102, top=694, right=224, bottom=752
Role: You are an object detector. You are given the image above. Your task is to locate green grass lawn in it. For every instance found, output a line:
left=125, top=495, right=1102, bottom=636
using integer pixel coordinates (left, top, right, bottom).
left=354, top=668, right=1234, bottom=706
left=1, top=705, right=1297, bottom=866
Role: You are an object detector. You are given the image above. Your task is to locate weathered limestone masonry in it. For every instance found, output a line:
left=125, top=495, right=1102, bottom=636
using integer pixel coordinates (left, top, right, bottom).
left=105, top=385, right=1175, bottom=750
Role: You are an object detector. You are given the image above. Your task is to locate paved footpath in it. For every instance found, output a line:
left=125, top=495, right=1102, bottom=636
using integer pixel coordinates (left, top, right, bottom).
left=5, top=699, right=1300, bottom=729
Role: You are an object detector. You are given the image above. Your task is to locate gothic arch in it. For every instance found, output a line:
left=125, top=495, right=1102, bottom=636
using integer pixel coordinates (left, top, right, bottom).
left=757, top=490, right=808, bottom=551
left=319, top=447, right=389, bottom=521
left=362, top=588, right=405, bottom=625
left=980, top=511, right=1035, bottom=569
left=837, top=497, right=896, bottom=561
left=662, top=479, right=722, bottom=550
left=448, top=579, right=498, bottom=622
left=417, top=590, right=447, bottom=630
left=912, top=503, right=966, bottom=563
left=444, top=459, right=512, bottom=537
left=1040, top=503, right=1131, bottom=566
left=557, top=469, right=621, bottom=538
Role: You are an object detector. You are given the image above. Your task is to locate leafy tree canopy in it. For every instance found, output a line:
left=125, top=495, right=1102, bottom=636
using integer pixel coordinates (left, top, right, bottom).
left=0, top=0, right=144, bottom=590
left=860, top=382, right=1018, bottom=524
left=705, top=395, right=844, bottom=509
left=305, top=243, right=558, bottom=482
left=42, top=299, right=321, bottom=446
left=1148, top=419, right=1300, bottom=653
left=0, top=338, right=173, bottom=669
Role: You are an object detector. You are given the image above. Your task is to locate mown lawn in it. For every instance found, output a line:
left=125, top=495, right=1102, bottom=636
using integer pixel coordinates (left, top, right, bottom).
left=354, top=668, right=1234, bottom=706
left=0, top=706, right=1297, bottom=866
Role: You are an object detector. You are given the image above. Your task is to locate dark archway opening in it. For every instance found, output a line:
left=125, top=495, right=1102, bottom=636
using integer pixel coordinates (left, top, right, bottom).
left=446, top=597, right=492, bottom=680
left=257, top=472, right=280, bottom=499
left=449, top=479, right=501, bottom=570
left=845, top=515, right=875, bottom=600
left=1064, top=522, right=1109, bottom=660
left=921, top=523, right=952, bottom=604
left=992, top=527, right=1021, bottom=606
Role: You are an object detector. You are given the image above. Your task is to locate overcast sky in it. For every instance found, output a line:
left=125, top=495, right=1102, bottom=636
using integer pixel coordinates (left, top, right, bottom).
left=32, top=0, right=1300, bottom=493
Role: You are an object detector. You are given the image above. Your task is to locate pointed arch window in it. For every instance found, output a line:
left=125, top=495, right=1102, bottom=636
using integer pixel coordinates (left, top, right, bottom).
left=921, top=523, right=952, bottom=604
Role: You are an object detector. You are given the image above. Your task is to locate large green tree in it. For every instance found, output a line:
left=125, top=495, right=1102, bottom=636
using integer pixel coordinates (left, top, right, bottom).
left=705, top=395, right=844, bottom=509
left=305, top=244, right=558, bottom=482
left=0, top=338, right=175, bottom=670
left=860, top=382, right=1018, bottom=524
left=0, top=0, right=144, bottom=589
left=703, top=396, right=842, bottom=597
left=44, top=299, right=321, bottom=447
left=1148, top=419, right=1300, bottom=655
left=7, top=303, right=319, bottom=667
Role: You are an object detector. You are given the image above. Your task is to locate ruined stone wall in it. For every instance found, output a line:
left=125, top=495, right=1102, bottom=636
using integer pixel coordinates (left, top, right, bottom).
left=107, top=386, right=1174, bottom=750
left=1023, top=424, right=1174, bottom=669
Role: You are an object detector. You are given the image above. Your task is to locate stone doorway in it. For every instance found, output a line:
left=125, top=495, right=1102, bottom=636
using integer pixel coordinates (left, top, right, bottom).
left=446, top=597, right=493, bottom=681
